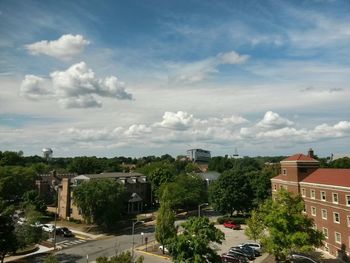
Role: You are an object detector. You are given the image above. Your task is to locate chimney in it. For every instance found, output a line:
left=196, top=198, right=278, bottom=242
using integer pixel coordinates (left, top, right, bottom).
left=308, top=148, right=314, bottom=158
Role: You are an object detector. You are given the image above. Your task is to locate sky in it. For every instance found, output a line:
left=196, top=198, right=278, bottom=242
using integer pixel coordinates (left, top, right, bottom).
left=0, top=0, right=350, bottom=158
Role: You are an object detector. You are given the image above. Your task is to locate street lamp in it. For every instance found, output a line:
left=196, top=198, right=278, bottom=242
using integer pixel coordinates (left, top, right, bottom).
left=132, top=220, right=144, bottom=258
left=198, top=203, right=209, bottom=217
left=141, top=232, right=144, bottom=245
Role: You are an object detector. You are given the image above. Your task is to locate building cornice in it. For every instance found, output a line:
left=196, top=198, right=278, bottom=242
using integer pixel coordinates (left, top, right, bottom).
left=300, top=182, right=350, bottom=191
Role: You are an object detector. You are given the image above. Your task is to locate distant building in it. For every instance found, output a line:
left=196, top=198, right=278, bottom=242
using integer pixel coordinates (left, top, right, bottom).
left=187, top=149, right=211, bottom=163
left=271, top=149, right=350, bottom=257
left=58, top=172, right=151, bottom=221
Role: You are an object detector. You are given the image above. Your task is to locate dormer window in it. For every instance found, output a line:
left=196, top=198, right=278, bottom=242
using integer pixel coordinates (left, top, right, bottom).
left=282, top=169, right=287, bottom=175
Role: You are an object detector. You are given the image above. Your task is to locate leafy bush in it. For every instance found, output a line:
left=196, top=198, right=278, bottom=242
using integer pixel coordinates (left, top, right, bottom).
left=217, top=216, right=247, bottom=225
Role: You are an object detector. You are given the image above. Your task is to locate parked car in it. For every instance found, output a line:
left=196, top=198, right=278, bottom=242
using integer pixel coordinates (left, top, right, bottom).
left=230, top=246, right=255, bottom=260
left=238, top=244, right=260, bottom=257
left=241, top=242, right=262, bottom=255
left=227, top=251, right=249, bottom=262
left=56, top=227, right=74, bottom=237
left=221, top=253, right=248, bottom=263
left=223, top=220, right=241, bottom=230
left=42, top=224, right=55, bottom=233
left=158, top=245, right=169, bottom=254
left=286, top=252, right=321, bottom=263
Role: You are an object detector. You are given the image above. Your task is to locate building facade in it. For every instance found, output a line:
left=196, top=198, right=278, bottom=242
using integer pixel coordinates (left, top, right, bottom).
left=187, top=148, right=211, bottom=163
left=58, top=172, right=151, bottom=221
left=271, top=149, right=350, bottom=257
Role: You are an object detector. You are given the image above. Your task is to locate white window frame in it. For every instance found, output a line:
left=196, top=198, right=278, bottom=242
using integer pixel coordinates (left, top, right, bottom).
left=311, top=189, right=316, bottom=199
left=333, top=193, right=339, bottom=204
left=301, top=188, right=306, bottom=197
left=321, top=191, right=326, bottom=201
left=346, top=195, right=350, bottom=206
left=274, top=184, right=277, bottom=191
left=322, top=227, right=328, bottom=239
left=333, top=212, right=340, bottom=224
left=335, top=232, right=341, bottom=244
left=347, top=215, right=350, bottom=227
left=321, top=209, right=327, bottom=220
left=311, top=206, right=316, bottom=216
left=303, top=205, right=307, bottom=214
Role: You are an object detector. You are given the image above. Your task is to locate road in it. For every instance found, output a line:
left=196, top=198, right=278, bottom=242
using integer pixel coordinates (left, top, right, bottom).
left=27, top=225, right=155, bottom=263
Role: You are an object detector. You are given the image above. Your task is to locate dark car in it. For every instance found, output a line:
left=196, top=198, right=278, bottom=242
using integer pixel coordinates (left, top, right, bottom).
left=238, top=244, right=260, bottom=257
left=221, top=253, right=248, bottom=263
left=286, top=253, right=321, bottom=263
left=227, top=251, right=249, bottom=262
left=56, top=227, right=74, bottom=237
left=230, top=246, right=255, bottom=260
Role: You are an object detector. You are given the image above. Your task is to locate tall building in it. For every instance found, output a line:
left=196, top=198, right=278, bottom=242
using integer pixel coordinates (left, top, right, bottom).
left=271, top=149, right=350, bottom=257
left=187, top=148, right=211, bottom=163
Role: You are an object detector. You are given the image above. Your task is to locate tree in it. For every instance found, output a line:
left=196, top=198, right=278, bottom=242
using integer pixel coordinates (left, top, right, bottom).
left=209, top=170, right=253, bottom=216
left=169, top=217, right=224, bottom=263
left=96, top=251, right=144, bottom=263
left=156, top=188, right=177, bottom=254
left=158, top=173, right=207, bottom=210
left=145, top=165, right=176, bottom=200
left=244, top=209, right=264, bottom=241
left=248, top=189, right=324, bottom=261
left=22, top=190, right=47, bottom=213
left=329, top=157, right=350, bottom=168
left=73, top=179, right=127, bottom=228
left=0, top=207, right=17, bottom=263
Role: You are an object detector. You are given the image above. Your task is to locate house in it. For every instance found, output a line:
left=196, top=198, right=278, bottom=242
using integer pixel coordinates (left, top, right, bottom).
left=58, top=172, right=151, bottom=221
left=271, top=149, right=350, bottom=257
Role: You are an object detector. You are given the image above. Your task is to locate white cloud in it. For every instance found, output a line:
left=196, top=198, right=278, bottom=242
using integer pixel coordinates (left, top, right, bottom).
left=20, top=62, right=133, bottom=109
left=124, top=124, right=152, bottom=137
left=20, top=75, right=53, bottom=100
left=155, top=111, right=195, bottom=130
left=170, top=50, right=249, bottom=83
left=25, top=34, right=90, bottom=60
left=257, top=111, right=294, bottom=129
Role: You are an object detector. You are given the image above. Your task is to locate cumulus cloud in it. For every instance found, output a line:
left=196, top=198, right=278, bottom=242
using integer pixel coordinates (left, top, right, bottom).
left=171, top=50, right=250, bottom=83
left=25, top=34, right=90, bottom=60
left=155, top=111, right=195, bottom=130
left=20, top=75, right=53, bottom=100
left=257, top=111, right=294, bottom=129
left=20, top=62, right=133, bottom=108
left=124, top=124, right=152, bottom=137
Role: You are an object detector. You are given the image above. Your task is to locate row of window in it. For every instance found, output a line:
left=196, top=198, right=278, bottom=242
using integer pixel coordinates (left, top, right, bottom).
left=322, top=228, right=343, bottom=245
left=301, top=188, right=350, bottom=205
left=310, top=206, right=350, bottom=226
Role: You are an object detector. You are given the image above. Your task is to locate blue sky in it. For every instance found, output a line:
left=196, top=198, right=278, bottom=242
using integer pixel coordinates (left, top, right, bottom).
left=0, top=0, right=349, bottom=157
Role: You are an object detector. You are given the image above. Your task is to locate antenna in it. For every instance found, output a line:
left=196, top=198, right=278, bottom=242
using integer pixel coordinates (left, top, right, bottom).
left=233, top=148, right=239, bottom=157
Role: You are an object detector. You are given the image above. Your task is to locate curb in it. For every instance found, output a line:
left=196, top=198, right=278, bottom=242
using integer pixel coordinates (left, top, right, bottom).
left=136, top=249, right=170, bottom=260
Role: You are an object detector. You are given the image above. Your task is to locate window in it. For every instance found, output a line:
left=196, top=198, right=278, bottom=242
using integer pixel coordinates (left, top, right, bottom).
left=335, top=232, right=341, bottom=244
left=301, top=188, right=306, bottom=197
left=311, top=189, right=316, bottom=199
left=303, top=205, right=307, bottom=213
left=311, top=206, right=316, bottom=216
left=283, top=169, right=287, bottom=175
left=323, top=227, right=328, bottom=239
left=322, top=209, right=327, bottom=220
left=347, top=195, right=350, bottom=206
left=274, top=184, right=277, bottom=191
left=333, top=212, right=340, bottom=223
left=333, top=193, right=338, bottom=204
left=321, top=191, right=326, bottom=201
left=347, top=215, right=350, bottom=227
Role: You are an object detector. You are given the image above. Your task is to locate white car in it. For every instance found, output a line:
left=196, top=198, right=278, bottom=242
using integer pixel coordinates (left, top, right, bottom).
left=158, top=245, right=169, bottom=254
left=42, top=224, right=55, bottom=233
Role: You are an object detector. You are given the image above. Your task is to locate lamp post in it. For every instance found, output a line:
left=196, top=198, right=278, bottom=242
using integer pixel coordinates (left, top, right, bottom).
left=53, top=186, right=60, bottom=249
left=141, top=232, right=144, bottom=245
left=198, top=203, right=209, bottom=217
left=132, top=220, right=144, bottom=258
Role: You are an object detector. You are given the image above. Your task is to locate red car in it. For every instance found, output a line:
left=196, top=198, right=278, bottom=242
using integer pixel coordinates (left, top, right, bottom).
left=223, top=220, right=241, bottom=230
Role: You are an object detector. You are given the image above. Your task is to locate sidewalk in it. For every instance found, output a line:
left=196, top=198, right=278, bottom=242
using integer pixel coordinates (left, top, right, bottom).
left=4, top=245, right=54, bottom=263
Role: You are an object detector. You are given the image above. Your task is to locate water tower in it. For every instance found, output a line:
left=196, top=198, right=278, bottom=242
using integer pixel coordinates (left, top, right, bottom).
left=42, top=148, right=53, bottom=161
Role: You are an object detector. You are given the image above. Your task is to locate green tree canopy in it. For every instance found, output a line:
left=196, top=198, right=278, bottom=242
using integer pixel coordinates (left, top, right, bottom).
left=209, top=169, right=253, bottom=216
left=96, top=251, right=143, bottom=263
left=158, top=173, right=207, bottom=210
left=0, top=202, right=17, bottom=263
left=22, top=190, right=47, bottom=213
left=73, top=179, right=127, bottom=228
left=155, top=188, right=177, bottom=254
left=247, top=189, right=325, bottom=261
left=169, top=217, right=224, bottom=263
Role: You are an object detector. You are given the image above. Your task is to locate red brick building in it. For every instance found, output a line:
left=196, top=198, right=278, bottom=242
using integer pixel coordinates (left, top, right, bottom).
left=271, top=149, right=350, bottom=257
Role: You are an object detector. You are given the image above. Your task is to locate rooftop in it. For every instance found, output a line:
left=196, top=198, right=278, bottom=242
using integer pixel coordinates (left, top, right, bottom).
left=301, top=168, right=350, bottom=187
left=75, top=172, right=145, bottom=180
left=282, top=153, right=318, bottom=162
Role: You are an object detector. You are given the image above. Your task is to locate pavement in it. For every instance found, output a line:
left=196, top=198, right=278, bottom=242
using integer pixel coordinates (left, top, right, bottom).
left=4, top=245, right=54, bottom=263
